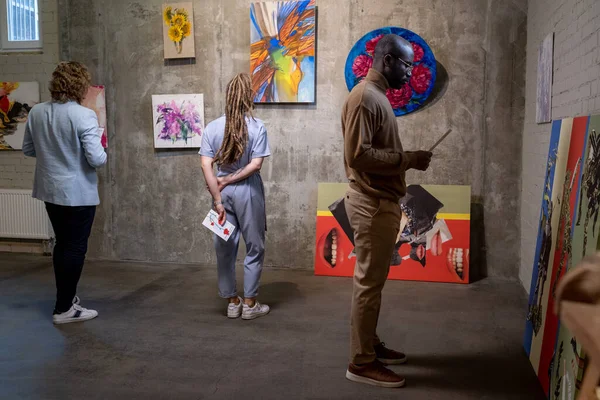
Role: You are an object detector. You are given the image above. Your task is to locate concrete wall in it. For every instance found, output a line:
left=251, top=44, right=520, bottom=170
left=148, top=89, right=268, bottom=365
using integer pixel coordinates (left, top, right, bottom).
left=482, top=0, right=527, bottom=280
left=520, top=0, right=600, bottom=292
left=49, top=0, right=526, bottom=275
left=0, top=0, right=59, bottom=189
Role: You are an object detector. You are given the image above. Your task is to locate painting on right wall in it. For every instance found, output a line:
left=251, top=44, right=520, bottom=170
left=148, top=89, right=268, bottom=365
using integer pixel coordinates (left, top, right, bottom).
left=536, top=32, right=554, bottom=124
left=524, top=115, right=600, bottom=399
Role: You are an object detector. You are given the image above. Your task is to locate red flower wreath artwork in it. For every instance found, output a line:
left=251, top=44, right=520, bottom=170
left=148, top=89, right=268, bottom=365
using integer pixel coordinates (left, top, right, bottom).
left=345, top=27, right=437, bottom=116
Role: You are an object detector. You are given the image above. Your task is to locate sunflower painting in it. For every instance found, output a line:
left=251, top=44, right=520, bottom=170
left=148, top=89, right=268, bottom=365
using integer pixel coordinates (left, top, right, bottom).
left=250, top=1, right=316, bottom=103
left=163, top=3, right=195, bottom=59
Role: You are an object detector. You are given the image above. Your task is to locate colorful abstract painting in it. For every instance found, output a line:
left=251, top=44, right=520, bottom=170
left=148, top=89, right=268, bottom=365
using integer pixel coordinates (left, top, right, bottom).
left=524, top=118, right=573, bottom=386
left=0, top=81, right=39, bottom=151
left=81, top=85, right=107, bottom=148
left=536, top=32, right=554, bottom=124
left=524, top=115, right=600, bottom=399
left=344, top=27, right=437, bottom=117
left=548, top=116, right=600, bottom=400
left=315, top=183, right=471, bottom=284
left=575, top=117, right=600, bottom=261
left=539, top=118, right=585, bottom=396
left=162, top=2, right=195, bottom=59
left=250, top=1, right=316, bottom=103
left=151, top=94, right=204, bottom=149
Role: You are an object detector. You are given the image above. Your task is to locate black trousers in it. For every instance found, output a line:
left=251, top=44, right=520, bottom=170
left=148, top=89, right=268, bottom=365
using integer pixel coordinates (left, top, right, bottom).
left=45, top=203, right=96, bottom=313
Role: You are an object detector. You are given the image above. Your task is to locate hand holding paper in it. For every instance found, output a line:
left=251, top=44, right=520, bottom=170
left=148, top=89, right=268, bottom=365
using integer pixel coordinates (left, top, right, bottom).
left=215, top=203, right=226, bottom=225
left=202, top=209, right=235, bottom=241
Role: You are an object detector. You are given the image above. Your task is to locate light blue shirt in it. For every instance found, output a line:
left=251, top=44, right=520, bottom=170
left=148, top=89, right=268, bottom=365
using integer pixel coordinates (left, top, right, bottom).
left=22, top=101, right=107, bottom=206
left=199, top=115, right=270, bottom=175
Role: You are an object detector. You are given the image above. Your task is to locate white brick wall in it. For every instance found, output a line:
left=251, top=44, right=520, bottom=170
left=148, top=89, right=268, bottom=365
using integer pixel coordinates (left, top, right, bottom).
left=520, top=0, right=600, bottom=292
left=0, top=154, right=36, bottom=188
left=0, top=0, right=59, bottom=190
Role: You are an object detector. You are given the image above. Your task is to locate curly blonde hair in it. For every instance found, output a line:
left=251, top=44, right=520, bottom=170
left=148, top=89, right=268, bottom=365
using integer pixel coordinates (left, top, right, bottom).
left=49, top=61, right=91, bottom=104
left=214, top=73, right=254, bottom=165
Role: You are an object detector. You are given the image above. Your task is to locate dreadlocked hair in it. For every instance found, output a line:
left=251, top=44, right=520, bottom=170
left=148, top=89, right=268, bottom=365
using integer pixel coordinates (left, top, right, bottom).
left=214, top=73, right=254, bottom=165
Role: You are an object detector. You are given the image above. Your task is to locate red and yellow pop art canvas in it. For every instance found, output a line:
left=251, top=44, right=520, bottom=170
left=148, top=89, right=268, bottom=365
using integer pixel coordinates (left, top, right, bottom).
left=314, top=183, right=471, bottom=284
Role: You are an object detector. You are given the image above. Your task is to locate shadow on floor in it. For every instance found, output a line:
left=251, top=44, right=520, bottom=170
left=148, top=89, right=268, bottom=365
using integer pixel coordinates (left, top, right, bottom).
left=258, top=281, right=304, bottom=309
left=399, top=353, right=546, bottom=399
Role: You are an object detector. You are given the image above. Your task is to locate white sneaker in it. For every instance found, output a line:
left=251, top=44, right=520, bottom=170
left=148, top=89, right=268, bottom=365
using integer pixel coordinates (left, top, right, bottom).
left=227, top=297, right=243, bottom=318
left=242, top=301, right=270, bottom=320
left=52, top=304, right=98, bottom=325
left=73, top=295, right=80, bottom=305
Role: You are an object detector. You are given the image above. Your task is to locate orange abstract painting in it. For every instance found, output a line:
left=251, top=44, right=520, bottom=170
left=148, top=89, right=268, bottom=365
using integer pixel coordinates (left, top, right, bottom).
left=250, top=1, right=316, bottom=103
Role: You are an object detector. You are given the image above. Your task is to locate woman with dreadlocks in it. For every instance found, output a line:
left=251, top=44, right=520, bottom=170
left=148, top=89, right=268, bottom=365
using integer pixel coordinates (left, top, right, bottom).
left=199, top=73, right=271, bottom=320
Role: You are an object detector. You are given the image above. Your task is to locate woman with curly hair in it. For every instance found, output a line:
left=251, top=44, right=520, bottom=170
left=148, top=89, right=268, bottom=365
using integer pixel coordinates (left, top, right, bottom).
left=199, top=73, right=271, bottom=320
left=22, top=61, right=107, bottom=324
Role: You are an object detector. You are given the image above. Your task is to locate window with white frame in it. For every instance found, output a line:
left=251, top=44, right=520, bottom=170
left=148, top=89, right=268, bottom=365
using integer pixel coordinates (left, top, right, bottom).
left=0, top=0, right=42, bottom=51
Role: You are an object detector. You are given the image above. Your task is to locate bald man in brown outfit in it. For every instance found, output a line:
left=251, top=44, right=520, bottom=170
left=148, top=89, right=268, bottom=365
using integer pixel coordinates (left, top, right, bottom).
left=342, top=34, right=433, bottom=388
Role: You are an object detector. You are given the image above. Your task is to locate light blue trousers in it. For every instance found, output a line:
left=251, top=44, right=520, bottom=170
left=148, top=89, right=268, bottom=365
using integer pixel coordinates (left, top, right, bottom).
left=214, top=175, right=266, bottom=299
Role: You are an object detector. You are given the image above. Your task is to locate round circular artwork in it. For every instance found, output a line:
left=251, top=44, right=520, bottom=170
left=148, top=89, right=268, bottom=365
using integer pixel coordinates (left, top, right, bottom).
left=345, top=27, right=437, bottom=116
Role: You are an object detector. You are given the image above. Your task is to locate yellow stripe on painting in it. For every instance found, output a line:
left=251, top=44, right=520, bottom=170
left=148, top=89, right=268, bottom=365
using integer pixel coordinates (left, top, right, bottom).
left=317, top=211, right=470, bottom=220
left=437, top=213, right=470, bottom=220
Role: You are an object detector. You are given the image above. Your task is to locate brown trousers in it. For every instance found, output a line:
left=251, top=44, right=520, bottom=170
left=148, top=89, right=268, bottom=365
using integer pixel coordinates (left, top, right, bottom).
left=344, top=187, right=401, bottom=365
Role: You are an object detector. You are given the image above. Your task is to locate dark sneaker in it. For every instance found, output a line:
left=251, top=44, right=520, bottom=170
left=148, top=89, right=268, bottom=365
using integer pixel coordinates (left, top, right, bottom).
left=375, top=342, right=407, bottom=365
left=346, top=360, right=406, bottom=388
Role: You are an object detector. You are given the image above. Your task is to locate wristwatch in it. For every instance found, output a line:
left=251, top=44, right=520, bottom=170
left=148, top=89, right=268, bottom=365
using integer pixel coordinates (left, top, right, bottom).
left=214, top=200, right=223, bottom=207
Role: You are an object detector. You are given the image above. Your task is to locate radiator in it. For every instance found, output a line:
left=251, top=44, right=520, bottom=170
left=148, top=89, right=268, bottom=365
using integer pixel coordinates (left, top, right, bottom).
left=0, top=189, right=54, bottom=240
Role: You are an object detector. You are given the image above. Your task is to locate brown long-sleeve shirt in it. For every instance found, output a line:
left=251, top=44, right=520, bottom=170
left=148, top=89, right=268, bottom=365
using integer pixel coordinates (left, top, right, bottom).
left=341, top=68, right=416, bottom=202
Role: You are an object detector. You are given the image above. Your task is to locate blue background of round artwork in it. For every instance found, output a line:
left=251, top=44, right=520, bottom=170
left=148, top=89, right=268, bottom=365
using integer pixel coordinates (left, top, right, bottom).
left=344, top=26, right=437, bottom=116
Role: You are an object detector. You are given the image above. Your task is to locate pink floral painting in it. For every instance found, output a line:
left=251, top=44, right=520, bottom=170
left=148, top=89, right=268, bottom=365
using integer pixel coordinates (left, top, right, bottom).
left=151, top=94, right=204, bottom=149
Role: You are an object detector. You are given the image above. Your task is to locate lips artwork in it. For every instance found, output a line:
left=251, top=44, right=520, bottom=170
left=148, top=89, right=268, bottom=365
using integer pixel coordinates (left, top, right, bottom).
left=430, top=228, right=444, bottom=256
left=447, top=248, right=469, bottom=280
left=315, top=183, right=471, bottom=284
left=317, top=227, right=346, bottom=268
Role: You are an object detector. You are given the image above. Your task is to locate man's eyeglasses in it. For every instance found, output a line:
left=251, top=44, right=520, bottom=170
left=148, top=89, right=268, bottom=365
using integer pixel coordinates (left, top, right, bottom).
left=388, top=54, right=413, bottom=70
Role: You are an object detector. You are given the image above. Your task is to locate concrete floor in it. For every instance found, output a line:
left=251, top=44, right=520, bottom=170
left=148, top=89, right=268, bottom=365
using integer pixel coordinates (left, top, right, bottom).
left=0, top=253, right=546, bottom=400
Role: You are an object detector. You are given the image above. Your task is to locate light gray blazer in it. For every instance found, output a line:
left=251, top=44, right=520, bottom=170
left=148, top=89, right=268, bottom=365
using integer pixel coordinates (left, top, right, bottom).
left=22, top=101, right=107, bottom=206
